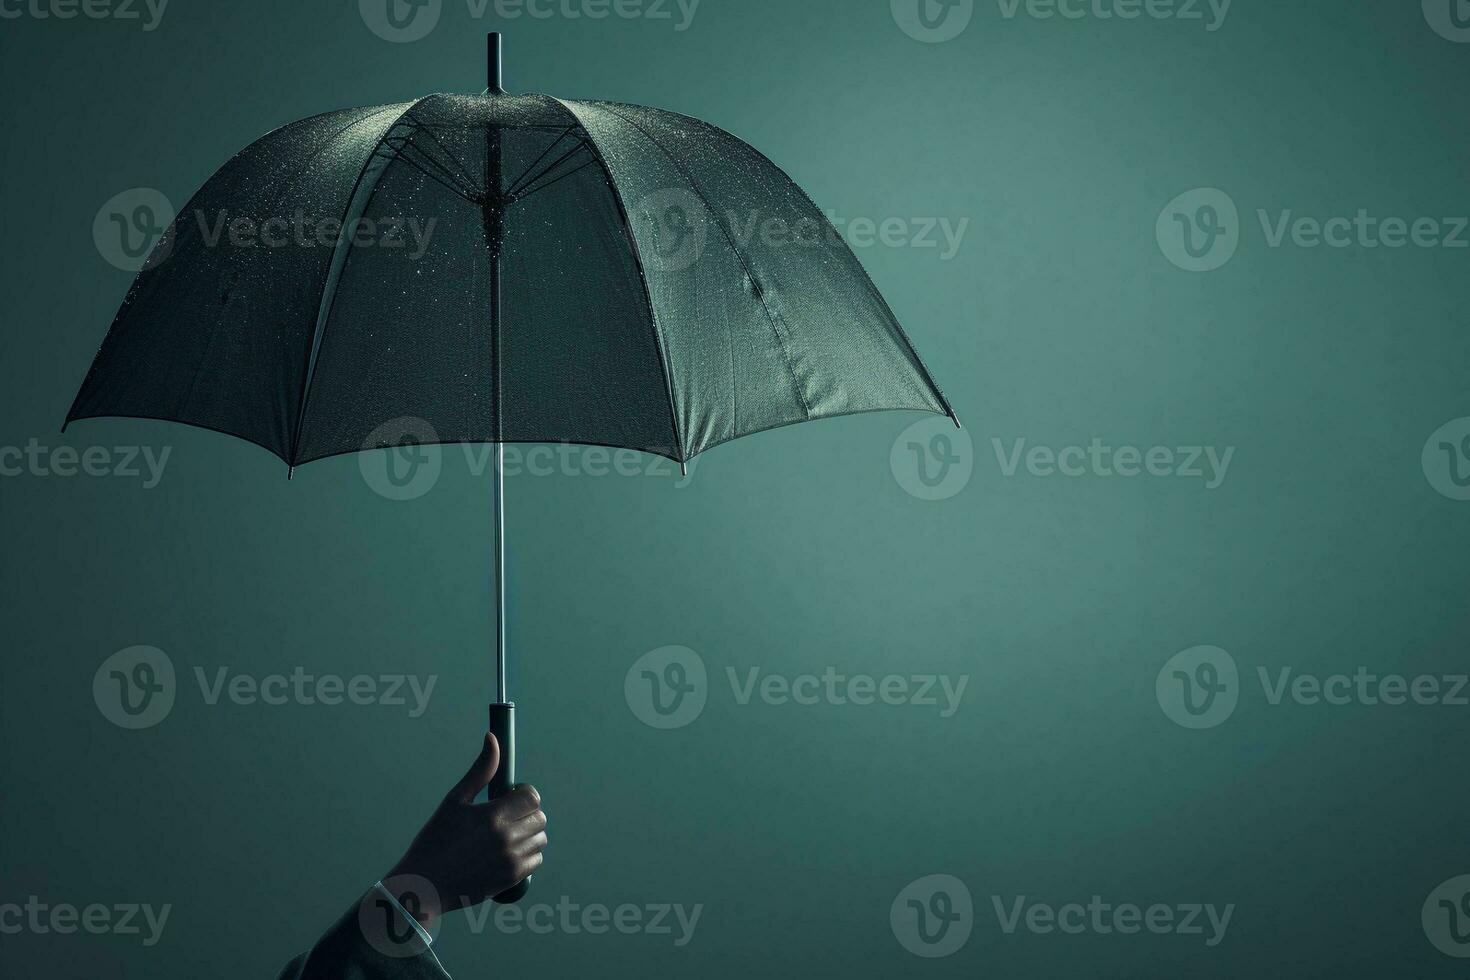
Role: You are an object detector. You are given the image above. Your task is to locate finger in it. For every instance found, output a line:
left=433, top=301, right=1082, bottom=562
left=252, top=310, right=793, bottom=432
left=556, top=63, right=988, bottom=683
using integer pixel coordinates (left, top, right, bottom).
left=495, top=783, right=541, bottom=820
left=516, top=851, right=544, bottom=880
left=505, top=809, right=547, bottom=841
left=447, top=733, right=501, bottom=805
left=512, top=831, right=548, bottom=858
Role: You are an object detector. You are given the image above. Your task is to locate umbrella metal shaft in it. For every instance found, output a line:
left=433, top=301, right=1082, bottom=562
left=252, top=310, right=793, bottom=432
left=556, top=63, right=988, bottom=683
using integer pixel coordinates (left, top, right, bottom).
left=487, top=31, right=508, bottom=705
left=492, top=272, right=506, bottom=704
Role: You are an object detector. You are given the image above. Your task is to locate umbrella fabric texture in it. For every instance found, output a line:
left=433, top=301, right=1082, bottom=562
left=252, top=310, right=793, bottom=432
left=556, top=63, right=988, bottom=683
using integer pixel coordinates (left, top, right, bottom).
left=66, top=92, right=955, bottom=469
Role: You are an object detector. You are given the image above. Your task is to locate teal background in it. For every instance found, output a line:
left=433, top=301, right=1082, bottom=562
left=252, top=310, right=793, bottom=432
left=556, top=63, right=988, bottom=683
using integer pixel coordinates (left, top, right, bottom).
left=2, top=1, right=1468, bottom=976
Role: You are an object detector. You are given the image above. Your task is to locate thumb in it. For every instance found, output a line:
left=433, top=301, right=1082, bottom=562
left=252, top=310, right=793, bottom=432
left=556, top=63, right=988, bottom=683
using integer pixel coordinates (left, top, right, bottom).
left=447, top=732, right=500, bottom=805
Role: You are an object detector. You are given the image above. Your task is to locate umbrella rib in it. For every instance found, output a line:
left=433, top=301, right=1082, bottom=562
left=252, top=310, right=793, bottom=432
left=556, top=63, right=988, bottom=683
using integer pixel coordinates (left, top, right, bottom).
left=381, top=138, right=471, bottom=194
left=288, top=97, right=437, bottom=469
left=503, top=126, right=577, bottom=198
left=511, top=153, right=598, bottom=203
left=169, top=105, right=408, bottom=427
left=506, top=139, right=590, bottom=200
left=382, top=139, right=483, bottom=203
left=653, top=108, right=958, bottom=427
left=596, top=102, right=812, bottom=420
left=542, top=96, right=687, bottom=467
left=754, top=125, right=959, bottom=425
left=401, top=116, right=484, bottom=192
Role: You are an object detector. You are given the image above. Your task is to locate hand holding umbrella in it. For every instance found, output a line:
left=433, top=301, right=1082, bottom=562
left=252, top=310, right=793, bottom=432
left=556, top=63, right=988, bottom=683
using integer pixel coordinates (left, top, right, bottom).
left=384, top=732, right=546, bottom=930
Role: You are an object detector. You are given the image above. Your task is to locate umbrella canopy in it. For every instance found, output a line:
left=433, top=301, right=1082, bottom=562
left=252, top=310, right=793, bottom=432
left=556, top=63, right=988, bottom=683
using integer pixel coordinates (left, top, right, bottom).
left=65, top=35, right=960, bottom=905
left=66, top=58, right=954, bottom=471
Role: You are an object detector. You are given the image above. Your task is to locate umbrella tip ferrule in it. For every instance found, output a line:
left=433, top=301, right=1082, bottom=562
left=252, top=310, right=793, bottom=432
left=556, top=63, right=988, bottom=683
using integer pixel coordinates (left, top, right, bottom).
left=487, top=32, right=506, bottom=95
left=948, top=409, right=962, bottom=430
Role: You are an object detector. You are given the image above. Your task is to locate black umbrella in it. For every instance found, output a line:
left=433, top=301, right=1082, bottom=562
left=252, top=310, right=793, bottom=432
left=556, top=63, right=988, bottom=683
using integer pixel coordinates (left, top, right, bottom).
left=66, top=34, right=958, bottom=900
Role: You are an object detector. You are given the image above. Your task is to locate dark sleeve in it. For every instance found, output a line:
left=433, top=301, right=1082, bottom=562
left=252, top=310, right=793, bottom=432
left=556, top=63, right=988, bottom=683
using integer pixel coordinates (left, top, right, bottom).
left=277, top=887, right=449, bottom=980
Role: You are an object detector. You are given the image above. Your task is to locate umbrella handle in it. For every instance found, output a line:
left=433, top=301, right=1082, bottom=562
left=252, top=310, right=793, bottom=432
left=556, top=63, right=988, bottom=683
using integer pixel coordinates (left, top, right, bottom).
left=488, top=701, right=531, bottom=904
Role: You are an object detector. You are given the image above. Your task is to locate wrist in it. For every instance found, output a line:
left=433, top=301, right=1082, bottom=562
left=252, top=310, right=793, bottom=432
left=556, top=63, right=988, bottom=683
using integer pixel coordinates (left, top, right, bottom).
left=381, top=870, right=442, bottom=932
